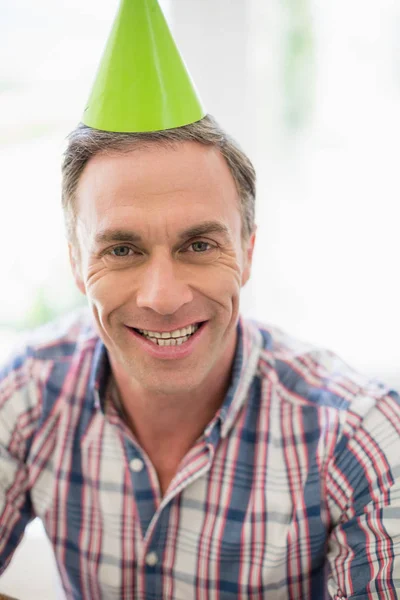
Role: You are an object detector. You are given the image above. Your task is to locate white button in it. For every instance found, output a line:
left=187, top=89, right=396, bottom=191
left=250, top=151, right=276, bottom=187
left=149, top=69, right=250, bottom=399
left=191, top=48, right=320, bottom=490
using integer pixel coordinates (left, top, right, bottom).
left=145, top=552, right=158, bottom=567
left=129, top=458, right=144, bottom=473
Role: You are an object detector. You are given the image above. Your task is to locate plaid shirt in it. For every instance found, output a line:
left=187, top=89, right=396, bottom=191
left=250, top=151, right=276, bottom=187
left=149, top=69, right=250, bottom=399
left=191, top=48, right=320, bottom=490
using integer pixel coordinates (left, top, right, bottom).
left=0, top=310, right=399, bottom=600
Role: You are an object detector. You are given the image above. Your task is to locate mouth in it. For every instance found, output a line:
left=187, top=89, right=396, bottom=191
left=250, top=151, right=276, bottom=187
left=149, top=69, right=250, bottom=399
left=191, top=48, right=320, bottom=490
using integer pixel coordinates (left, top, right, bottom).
left=131, top=321, right=206, bottom=347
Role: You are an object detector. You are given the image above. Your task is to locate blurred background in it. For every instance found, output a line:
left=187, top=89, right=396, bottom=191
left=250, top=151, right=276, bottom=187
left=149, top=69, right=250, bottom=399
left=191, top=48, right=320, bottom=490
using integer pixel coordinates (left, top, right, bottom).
left=0, top=0, right=399, bottom=596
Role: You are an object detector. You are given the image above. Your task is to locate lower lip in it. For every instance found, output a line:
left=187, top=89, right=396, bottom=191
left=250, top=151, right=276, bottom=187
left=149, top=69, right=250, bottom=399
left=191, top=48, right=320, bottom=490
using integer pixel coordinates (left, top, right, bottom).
left=126, top=322, right=207, bottom=360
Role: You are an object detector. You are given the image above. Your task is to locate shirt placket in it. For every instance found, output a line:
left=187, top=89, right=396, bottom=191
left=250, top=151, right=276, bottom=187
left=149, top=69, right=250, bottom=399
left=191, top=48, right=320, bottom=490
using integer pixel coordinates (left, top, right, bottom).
left=122, top=422, right=220, bottom=599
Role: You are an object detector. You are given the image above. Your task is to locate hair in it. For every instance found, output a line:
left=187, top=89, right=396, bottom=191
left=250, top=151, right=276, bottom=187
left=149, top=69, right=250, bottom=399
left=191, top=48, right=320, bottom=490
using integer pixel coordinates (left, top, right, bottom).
left=61, top=114, right=256, bottom=245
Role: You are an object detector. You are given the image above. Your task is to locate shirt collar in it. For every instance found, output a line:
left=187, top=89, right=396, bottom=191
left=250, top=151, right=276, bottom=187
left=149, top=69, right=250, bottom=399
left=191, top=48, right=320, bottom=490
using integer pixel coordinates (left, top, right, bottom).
left=204, top=316, right=263, bottom=440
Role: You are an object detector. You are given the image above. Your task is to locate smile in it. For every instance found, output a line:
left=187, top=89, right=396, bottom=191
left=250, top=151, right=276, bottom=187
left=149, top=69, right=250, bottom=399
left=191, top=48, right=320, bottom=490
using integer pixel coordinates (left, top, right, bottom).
left=134, top=323, right=201, bottom=346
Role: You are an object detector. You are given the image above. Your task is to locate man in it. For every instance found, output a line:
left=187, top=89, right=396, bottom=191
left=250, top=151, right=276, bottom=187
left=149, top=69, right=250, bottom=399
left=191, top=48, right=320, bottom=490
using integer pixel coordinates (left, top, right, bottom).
left=1, top=1, right=399, bottom=598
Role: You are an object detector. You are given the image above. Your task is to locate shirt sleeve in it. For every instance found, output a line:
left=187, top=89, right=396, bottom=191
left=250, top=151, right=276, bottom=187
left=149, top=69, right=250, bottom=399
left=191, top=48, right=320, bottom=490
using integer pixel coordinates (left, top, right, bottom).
left=326, top=390, right=400, bottom=599
left=0, top=352, right=39, bottom=574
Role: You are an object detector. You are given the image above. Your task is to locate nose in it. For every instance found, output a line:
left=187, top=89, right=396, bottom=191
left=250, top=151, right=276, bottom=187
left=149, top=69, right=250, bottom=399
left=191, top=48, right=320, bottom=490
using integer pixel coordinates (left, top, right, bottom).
left=136, top=251, right=193, bottom=315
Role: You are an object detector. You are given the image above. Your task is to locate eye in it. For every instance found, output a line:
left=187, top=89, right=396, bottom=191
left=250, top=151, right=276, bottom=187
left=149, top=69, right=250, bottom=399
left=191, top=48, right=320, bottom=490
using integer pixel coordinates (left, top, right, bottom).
left=189, top=241, right=212, bottom=253
left=102, top=244, right=145, bottom=269
left=110, top=245, right=133, bottom=257
left=179, top=239, right=220, bottom=264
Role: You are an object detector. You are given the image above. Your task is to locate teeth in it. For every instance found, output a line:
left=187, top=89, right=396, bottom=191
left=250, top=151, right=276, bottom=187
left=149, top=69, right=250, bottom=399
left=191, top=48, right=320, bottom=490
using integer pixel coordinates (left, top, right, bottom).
left=140, top=333, right=193, bottom=346
left=134, top=323, right=203, bottom=348
left=138, top=324, right=199, bottom=339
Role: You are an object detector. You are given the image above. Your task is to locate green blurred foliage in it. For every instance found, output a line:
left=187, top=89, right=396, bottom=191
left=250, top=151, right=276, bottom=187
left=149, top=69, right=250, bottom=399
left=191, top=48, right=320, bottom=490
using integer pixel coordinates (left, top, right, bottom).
left=14, top=285, right=86, bottom=331
left=283, top=0, right=315, bottom=130
left=23, top=287, right=60, bottom=329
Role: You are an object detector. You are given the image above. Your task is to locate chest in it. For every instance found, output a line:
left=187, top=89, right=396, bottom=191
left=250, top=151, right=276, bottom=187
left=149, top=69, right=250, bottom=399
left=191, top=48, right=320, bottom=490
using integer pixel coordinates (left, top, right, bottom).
left=28, top=410, right=329, bottom=599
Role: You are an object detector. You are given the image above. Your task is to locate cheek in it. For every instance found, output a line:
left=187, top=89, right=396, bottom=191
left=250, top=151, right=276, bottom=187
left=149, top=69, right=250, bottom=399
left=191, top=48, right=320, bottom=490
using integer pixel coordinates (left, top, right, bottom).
left=84, top=256, right=243, bottom=313
left=85, top=266, right=134, bottom=311
left=190, top=261, right=242, bottom=304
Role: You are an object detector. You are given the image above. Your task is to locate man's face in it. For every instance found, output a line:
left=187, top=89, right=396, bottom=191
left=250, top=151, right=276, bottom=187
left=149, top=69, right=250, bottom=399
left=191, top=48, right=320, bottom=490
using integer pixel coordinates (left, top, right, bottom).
left=71, top=141, right=255, bottom=396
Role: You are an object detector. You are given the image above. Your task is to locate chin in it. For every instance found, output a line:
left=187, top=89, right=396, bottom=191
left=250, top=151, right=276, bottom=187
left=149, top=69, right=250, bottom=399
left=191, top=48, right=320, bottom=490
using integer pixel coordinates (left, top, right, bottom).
left=140, top=373, right=202, bottom=396
left=117, top=350, right=203, bottom=391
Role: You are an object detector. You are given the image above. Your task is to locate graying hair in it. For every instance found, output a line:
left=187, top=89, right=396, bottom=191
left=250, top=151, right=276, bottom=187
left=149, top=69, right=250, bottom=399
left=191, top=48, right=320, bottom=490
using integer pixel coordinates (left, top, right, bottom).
left=61, top=115, right=256, bottom=244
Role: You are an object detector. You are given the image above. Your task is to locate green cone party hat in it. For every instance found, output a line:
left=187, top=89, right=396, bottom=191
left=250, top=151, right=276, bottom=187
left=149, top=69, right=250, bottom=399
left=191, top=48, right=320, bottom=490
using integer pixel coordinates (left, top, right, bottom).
left=82, top=0, right=206, bottom=132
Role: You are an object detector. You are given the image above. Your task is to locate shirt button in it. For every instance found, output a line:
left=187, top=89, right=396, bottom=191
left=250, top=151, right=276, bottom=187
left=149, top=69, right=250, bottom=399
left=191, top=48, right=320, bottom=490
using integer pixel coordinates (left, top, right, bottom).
left=145, top=552, right=158, bottom=567
left=129, top=458, right=144, bottom=473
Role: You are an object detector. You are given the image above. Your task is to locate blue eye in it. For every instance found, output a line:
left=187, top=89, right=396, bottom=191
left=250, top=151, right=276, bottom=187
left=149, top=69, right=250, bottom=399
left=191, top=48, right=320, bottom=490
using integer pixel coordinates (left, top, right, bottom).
left=179, top=240, right=220, bottom=263
left=190, top=241, right=211, bottom=253
left=111, top=246, right=132, bottom=257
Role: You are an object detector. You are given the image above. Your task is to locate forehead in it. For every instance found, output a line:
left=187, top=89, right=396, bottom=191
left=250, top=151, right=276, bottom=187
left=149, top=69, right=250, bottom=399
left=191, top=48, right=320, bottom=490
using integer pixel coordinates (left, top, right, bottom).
left=75, top=141, right=241, bottom=236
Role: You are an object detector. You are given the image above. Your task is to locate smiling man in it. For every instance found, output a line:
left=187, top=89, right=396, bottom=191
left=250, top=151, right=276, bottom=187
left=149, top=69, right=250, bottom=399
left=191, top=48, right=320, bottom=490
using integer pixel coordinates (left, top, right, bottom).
left=0, top=1, right=400, bottom=599
left=67, top=130, right=256, bottom=495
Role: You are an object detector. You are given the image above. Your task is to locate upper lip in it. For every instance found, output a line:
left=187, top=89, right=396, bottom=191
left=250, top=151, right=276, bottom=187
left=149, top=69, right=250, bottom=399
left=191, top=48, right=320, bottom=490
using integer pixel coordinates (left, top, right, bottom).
left=129, top=321, right=205, bottom=333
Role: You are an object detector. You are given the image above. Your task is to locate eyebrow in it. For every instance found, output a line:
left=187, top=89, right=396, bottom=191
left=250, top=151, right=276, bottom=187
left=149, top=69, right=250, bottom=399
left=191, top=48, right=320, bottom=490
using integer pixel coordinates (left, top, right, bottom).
left=94, top=229, right=142, bottom=245
left=177, top=221, right=230, bottom=241
left=94, top=221, right=231, bottom=246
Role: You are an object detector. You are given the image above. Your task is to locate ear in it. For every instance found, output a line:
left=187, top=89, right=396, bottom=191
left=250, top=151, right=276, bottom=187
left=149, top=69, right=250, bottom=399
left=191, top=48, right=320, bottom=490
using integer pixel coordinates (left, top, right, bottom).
left=68, top=244, right=86, bottom=296
left=241, top=227, right=257, bottom=287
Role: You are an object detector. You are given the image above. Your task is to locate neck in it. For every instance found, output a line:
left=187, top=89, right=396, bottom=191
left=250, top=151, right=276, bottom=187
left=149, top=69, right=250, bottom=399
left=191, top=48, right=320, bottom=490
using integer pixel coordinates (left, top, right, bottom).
left=110, top=347, right=235, bottom=443
left=108, top=332, right=237, bottom=493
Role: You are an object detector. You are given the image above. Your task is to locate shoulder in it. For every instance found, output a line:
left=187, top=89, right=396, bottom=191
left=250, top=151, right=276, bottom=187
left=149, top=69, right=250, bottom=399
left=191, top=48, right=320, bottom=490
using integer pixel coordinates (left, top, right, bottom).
left=0, top=308, right=99, bottom=419
left=0, top=310, right=95, bottom=460
left=246, top=318, right=395, bottom=419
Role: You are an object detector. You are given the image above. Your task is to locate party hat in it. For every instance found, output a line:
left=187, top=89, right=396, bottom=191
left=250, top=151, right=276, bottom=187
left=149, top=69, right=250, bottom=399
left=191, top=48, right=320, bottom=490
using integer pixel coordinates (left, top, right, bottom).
left=82, top=0, right=206, bottom=132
